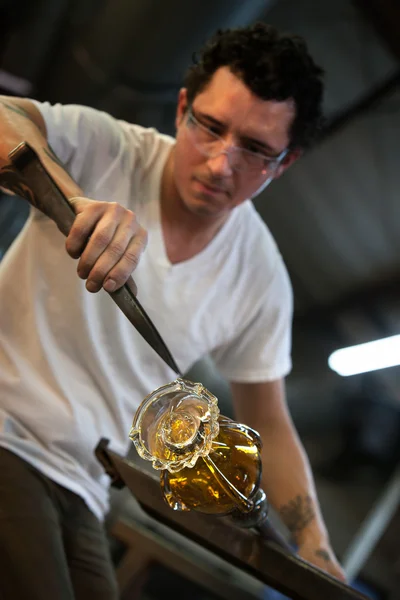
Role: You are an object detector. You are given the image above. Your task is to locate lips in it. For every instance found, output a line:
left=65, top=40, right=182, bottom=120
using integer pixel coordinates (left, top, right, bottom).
left=194, top=177, right=228, bottom=195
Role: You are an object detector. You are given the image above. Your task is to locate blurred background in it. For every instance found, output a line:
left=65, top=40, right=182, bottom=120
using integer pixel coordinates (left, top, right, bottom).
left=0, top=0, right=399, bottom=598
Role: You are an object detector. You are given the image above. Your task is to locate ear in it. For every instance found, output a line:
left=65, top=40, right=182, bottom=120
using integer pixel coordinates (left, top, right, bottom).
left=274, top=148, right=302, bottom=179
left=175, top=88, right=188, bottom=129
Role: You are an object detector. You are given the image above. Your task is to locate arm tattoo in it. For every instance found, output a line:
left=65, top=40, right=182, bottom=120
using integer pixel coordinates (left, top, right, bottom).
left=0, top=99, right=31, bottom=120
left=0, top=100, right=69, bottom=176
left=279, top=494, right=315, bottom=536
left=1, top=99, right=66, bottom=170
left=0, top=99, right=44, bottom=137
left=315, top=549, right=331, bottom=562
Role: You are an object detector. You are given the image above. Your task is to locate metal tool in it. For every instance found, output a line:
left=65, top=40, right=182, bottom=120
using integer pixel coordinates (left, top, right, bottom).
left=0, top=141, right=181, bottom=375
left=96, top=439, right=369, bottom=600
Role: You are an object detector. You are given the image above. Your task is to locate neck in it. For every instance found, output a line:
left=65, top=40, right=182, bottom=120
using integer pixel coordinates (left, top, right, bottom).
left=160, top=148, right=228, bottom=263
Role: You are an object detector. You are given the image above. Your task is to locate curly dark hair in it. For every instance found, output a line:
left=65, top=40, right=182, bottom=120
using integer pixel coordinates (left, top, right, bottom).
left=184, top=22, right=325, bottom=149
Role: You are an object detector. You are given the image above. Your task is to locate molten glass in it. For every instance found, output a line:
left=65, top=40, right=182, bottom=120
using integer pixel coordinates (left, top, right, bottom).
left=130, top=379, right=263, bottom=516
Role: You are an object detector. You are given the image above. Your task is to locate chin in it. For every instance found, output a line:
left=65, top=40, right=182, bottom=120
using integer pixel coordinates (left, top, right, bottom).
left=185, top=197, right=229, bottom=218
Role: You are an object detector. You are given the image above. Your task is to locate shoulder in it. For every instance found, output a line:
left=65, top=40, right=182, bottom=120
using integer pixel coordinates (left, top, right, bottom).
left=31, top=101, right=175, bottom=190
left=232, top=201, right=285, bottom=283
left=32, top=101, right=119, bottom=139
left=32, top=100, right=174, bottom=163
left=219, top=201, right=292, bottom=322
left=126, top=126, right=175, bottom=169
left=235, top=201, right=278, bottom=248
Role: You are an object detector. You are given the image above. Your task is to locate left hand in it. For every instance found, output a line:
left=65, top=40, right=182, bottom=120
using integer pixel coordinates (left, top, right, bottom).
left=297, top=540, right=347, bottom=582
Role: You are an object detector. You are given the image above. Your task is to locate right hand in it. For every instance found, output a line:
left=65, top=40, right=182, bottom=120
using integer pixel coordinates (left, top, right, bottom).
left=65, top=197, right=148, bottom=294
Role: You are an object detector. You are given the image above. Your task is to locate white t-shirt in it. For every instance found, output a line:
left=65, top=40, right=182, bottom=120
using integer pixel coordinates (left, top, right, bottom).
left=0, top=103, right=293, bottom=519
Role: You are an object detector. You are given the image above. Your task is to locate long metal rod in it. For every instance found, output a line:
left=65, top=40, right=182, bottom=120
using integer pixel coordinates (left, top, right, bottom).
left=96, top=439, right=369, bottom=600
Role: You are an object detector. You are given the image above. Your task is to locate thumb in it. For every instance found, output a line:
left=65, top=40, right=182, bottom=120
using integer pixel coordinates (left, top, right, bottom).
left=68, top=196, right=91, bottom=215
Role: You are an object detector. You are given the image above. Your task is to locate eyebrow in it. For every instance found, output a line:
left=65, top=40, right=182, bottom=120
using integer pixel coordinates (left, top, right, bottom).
left=196, top=110, right=282, bottom=157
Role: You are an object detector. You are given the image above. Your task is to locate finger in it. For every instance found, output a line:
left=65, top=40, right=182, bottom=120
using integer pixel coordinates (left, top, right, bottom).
left=65, top=198, right=106, bottom=259
left=77, top=217, right=119, bottom=282
left=333, top=566, right=347, bottom=583
left=102, top=229, right=147, bottom=292
left=85, top=222, right=146, bottom=293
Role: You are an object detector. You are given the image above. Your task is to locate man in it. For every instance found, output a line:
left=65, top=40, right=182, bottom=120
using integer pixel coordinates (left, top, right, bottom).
left=0, top=22, right=345, bottom=599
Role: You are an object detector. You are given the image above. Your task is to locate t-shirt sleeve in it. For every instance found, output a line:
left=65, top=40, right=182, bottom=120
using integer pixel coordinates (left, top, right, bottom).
left=211, top=257, right=293, bottom=383
left=30, top=100, right=138, bottom=194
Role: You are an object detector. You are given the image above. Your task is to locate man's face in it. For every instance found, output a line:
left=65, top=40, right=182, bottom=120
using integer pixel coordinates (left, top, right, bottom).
left=172, top=67, right=296, bottom=220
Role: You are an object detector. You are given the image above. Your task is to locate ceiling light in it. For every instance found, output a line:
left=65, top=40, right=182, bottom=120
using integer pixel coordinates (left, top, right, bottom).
left=328, top=335, right=400, bottom=376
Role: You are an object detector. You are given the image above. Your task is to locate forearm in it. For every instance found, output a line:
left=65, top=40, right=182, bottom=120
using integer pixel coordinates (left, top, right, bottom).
left=0, top=96, right=82, bottom=198
left=231, top=380, right=329, bottom=547
left=258, top=419, right=328, bottom=548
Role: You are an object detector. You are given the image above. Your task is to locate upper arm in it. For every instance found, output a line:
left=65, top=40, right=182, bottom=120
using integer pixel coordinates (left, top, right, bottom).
left=0, top=95, right=47, bottom=138
left=230, top=379, right=294, bottom=430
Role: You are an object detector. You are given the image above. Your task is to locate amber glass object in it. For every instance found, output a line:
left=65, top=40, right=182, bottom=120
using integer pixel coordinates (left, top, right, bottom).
left=130, top=379, right=263, bottom=516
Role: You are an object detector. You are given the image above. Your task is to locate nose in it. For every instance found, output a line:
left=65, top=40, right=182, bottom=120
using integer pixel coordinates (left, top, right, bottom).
left=206, top=150, right=233, bottom=178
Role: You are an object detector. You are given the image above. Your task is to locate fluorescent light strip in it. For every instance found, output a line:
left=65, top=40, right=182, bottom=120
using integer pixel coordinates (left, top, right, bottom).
left=328, top=334, right=400, bottom=376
